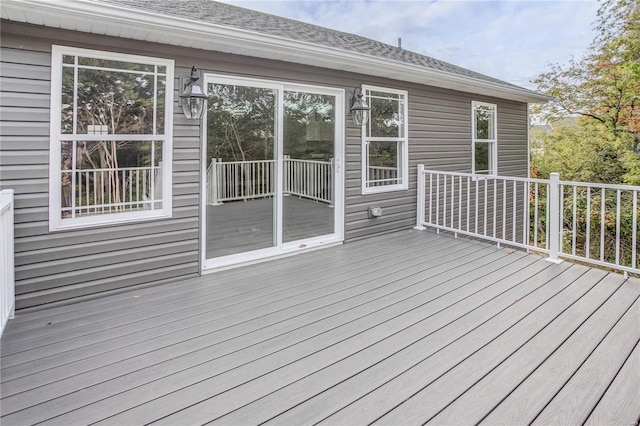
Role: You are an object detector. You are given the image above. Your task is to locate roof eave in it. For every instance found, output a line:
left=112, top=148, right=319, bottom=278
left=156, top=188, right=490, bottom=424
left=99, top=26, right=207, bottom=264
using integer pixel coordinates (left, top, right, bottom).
left=0, top=0, right=552, bottom=103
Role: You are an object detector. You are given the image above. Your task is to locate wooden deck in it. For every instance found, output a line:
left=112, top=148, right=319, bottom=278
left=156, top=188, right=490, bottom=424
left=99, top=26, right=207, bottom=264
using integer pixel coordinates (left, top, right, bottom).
left=1, top=230, right=639, bottom=425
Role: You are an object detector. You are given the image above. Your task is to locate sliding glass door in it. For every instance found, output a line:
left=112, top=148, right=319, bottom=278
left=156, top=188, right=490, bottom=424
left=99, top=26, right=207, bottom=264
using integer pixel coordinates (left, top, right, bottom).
left=202, top=76, right=343, bottom=269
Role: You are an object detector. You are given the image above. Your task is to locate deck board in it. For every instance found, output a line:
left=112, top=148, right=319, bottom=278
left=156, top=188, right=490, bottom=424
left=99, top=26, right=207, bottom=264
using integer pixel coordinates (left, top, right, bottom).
left=4, top=230, right=411, bottom=336
left=1, top=233, right=435, bottom=356
left=213, top=259, right=564, bottom=425
left=584, top=340, right=640, bottom=426
left=1, top=229, right=638, bottom=425
left=422, top=272, right=632, bottom=425
left=1, top=235, right=462, bottom=388
left=320, top=262, right=590, bottom=425
left=483, top=287, right=640, bottom=425
left=2, top=233, right=434, bottom=358
left=2, top=236, right=482, bottom=422
left=97, top=250, right=533, bottom=425
left=7, top=227, right=415, bottom=332
left=268, top=253, right=548, bottom=425
left=533, top=296, right=640, bottom=426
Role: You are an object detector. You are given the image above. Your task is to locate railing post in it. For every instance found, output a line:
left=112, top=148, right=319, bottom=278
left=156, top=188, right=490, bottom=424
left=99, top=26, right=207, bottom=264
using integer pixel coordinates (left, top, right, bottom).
left=1, top=189, right=15, bottom=337
left=414, top=164, right=426, bottom=230
left=207, top=158, right=221, bottom=206
left=547, top=172, right=563, bottom=264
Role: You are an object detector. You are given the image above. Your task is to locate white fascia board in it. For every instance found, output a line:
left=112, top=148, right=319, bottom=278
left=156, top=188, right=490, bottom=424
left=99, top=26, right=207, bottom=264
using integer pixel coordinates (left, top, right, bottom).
left=1, top=0, right=552, bottom=103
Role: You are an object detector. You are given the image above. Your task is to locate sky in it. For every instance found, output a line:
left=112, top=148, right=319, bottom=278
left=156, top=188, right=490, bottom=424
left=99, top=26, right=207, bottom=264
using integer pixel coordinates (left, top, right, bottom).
left=220, top=0, right=600, bottom=90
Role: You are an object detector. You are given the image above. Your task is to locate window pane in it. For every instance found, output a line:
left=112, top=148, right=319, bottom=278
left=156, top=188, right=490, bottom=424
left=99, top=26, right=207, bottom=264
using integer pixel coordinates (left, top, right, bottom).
left=152, top=141, right=164, bottom=208
left=284, top=91, right=335, bottom=160
left=61, top=141, right=73, bottom=217
left=206, top=84, right=277, bottom=162
left=77, top=56, right=155, bottom=73
left=156, top=77, right=166, bottom=135
left=475, top=142, right=493, bottom=174
left=205, top=83, right=278, bottom=257
left=63, top=140, right=162, bottom=217
left=368, top=95, right=404, bottom=138
left=475, top=105, right=495, bottom=140
left=76, top=68, right=157, bottom=135
left=368, top=140, right=401, bottom=187
left=369, top=91, right=401, bottom=99
left=61, top=66, right=74, bottom=134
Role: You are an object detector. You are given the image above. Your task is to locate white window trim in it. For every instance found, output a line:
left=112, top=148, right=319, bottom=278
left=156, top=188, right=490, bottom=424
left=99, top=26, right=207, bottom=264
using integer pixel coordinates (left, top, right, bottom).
left=471, top=101, right=498, bottom=176
left=48, top=45, right=174, bottom=231
left=361, top=85, right=409, bottom=195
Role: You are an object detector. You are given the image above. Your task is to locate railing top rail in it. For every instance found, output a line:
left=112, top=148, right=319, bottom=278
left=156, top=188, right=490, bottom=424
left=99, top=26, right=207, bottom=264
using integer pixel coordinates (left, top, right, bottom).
left=419, top=168, right=547, bottom=185
left=419, top=168, right=640, bottom=192
left=62, top=166, right=155, bottom=172
left=217, top=159, right=275, bottom=164
left=369, top=165, right=398, bottom=170
left=214, top=158, right=331, bottom=165
left=285, top=158, right=331, bottom=164
left=558, top=180, right=640, bottom=191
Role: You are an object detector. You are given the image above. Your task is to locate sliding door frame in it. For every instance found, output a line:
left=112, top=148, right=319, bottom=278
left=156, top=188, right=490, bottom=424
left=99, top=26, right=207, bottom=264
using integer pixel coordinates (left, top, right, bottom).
left=200, top=74, right=345, bottom=272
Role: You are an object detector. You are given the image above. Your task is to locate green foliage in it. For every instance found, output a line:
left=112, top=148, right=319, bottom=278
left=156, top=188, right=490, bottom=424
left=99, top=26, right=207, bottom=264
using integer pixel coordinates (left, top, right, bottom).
left=557, top=188, right=638, bottom=271
left=206, top=84, right=277, bottom=163
left=206, top=86, right=335, bottom=163
left=531, top=120, right=628, bottom=183
left=530, top=0, right=640, bottom=273
left=532, top=0, right=640, bottom=158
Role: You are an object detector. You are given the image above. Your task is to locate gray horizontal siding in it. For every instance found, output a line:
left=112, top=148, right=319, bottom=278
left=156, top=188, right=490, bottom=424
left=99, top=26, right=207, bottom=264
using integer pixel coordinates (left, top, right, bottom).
left=496, top=101, right=529, bottom=177
left=1, top=20, right=530, bottom=309
left=0, top=27, right=202, bottom=309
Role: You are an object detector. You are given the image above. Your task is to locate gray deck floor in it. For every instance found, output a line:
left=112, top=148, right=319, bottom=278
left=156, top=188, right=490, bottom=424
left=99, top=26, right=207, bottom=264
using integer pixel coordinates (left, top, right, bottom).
left=207, top=196, right=334, bottom=258
left=1, top=230, right=639, bottom=425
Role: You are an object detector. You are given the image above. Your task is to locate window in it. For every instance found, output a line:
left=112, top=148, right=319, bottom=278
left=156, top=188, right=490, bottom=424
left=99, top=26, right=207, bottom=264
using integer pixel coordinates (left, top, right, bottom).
left=472, top=101, right=497, bottom=175
left=361, top=86, right=408, bottom=194
left=49, top=46, right=174, bottom=230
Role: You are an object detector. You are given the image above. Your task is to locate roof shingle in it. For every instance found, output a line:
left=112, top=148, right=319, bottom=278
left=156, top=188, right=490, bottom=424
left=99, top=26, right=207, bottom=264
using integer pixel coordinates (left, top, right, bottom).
left=93, top=0, right=526, bottom=90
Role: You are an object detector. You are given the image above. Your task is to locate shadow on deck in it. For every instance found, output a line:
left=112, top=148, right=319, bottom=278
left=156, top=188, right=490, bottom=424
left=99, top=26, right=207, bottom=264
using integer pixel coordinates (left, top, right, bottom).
left=1, top=230, right=639, bottom=424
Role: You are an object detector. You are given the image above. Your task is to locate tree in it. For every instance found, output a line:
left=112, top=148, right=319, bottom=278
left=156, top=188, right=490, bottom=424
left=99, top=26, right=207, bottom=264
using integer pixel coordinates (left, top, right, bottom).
left=530, top=1, right=639, bottom=271
left=530, top=119, right=626, bottom=183
left=533, top=0, right=640, bottom=157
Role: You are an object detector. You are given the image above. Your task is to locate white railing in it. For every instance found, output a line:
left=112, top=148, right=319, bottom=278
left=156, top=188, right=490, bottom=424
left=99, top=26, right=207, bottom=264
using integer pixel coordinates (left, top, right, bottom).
left=284, top=157, right=333, bottom=204
left=207, top=158, right=333, bottom=205
left=207, top=159, right=275, bottom=204
left=1, top=189, right=15, bottom=336
left=415, top=165, right=640, bottom=276
left=62, top=165, right=162, bottom=217
left=368, top=165, right=398, bottom=186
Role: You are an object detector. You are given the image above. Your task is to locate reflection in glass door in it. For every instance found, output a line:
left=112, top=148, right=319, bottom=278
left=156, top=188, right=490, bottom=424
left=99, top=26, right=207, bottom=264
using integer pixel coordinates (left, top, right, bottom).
left=205, top=82, right=277, bottom=259
left=203, top=77, right=343, bottom=268
left=283, top=91, right=335, bottom=242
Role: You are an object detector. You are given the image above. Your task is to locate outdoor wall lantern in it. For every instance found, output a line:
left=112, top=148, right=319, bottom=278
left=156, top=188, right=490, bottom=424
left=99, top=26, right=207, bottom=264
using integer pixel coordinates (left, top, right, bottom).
left=350, top=87, right=370, bottom=126
left=180, top=66, right=207, bottom=120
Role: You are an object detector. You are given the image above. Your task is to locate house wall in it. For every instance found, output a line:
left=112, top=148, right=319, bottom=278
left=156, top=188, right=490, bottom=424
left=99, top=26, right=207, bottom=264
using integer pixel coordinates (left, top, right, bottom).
left=0, top=21, right=529, bottom=310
